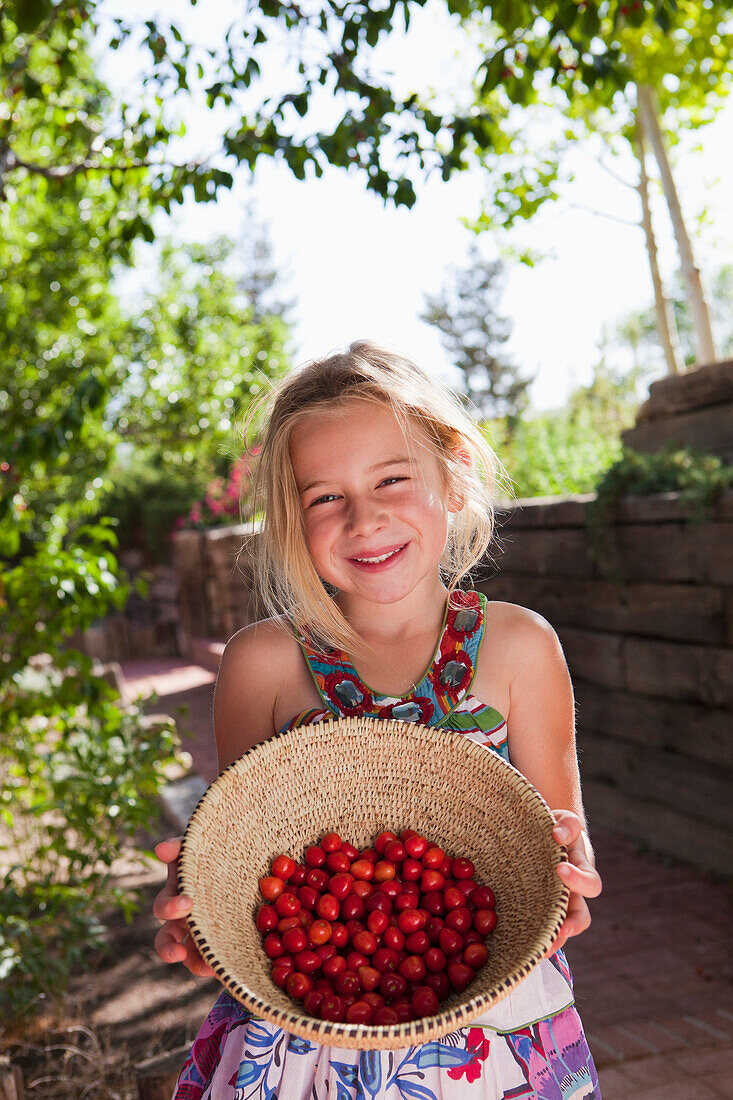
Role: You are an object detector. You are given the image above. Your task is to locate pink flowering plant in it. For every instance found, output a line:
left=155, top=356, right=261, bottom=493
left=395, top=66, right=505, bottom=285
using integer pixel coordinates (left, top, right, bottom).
left=178, top=448, right=260, bottom=531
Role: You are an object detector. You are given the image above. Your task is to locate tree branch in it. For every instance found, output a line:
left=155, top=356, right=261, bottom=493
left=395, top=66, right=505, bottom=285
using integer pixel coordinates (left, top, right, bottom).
left=564, top=200, right=638, bottom=227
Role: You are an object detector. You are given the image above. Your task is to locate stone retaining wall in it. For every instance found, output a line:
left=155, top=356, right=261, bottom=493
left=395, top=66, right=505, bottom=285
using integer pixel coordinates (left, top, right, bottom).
left=477, top=489, right=733, bottom=878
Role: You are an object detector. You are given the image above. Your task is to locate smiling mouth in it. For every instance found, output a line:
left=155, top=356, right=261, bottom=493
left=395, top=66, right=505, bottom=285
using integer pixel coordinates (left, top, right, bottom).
left=350, top=544, right=408, bottom=565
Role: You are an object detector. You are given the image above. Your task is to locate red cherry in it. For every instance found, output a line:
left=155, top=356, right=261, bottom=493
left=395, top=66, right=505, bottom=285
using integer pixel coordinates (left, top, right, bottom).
left=286, top=972, right=313, bottom=1000
left=395, top=892, right=418, bottom=913
left=421, top=870, right=445, bottom=892
left=294, top=949, right=321, bottom=974
left=474, top=909, right=498, bottom=935
left=400, top=828, right=419, bottom=841
left=443, top=886, right=465, bottom=910
left=297, top=885, right=320, bottom=911
left=346, top=999, right=374, bottom=1024
left=366, top=892, right=392, bottom=915
left=358, top=964, right=380, bottom=992
left=341, top=894, right=366, bottom=921
left=327, top=850, right=352, bottom=874
left=305, top=868, right=329, bottom=891
left=378, top=880, right=402, bottom=898
left=362, top=991, right=386, bottom=1009
left=373, top=860, right=397, bottom=883
left=347, top=951, right=369, bottom=971
left=425, top=971, right=451, bottom=1000
left=275, top=892, right=301, bottom=917
left=282, top=926, right=308, bottom=953
left=316, top=893, right=340, bottom=922
left=334, top=969, right=360, bottom=996
left=328, top=872, right=354, bottom=899
left=305, top=846, right=327, bottom=868
left=277, top=915, right=300, bottom=933
left=445, top=907, right=472, bottom=934
left=313, top=977, right=333, bottom=992
left=290, top=865, right=308, bottom=886
left=259, top=875, right=285, bottom=902
left=438, top=927, right=464, bottom=956
left=321, top=832, right=342, bottom=852
left=384, top=841, right=407, bottom=863
left=272, top=960, right=294, bottom=989
left=425, top=916, right=445, bottom=944
left=373, top=1005, right=399, bottom=1025
left=315, top=943, right=336, bottom=962
left=404, top=834, right=428, bottom=859
left=264, top=932, right=285, bottom=959
left=372, top=947, right=400, bottom=973
left=439, top=855, right=453, bottom=877
left=271, top=854, right=297, bottom=880
left=330, top=922, right=349, bottom=948
left=341, top=841, right=359, bottom=861
left=447, top=961, right=475, bottom=992
left=344, top=918, right=365, bottom=940
left=352, top=880, right=373, bottom=898
left=424, top=946, right=448, bottom=973
left=308, top=919, right=332, bottom=946
left=359, top=848, right=378, bottom=863
left=375, top=831, right=399, bottom=855
left=256, top=905, right=278, bottom=933
left=455, top=878, right=477, bottom=899
left=464, top=942, right=489, bottom=968
left=351, top=859, right=374, bottom=881
left=422, top=847, right=445, bottom=869
left=392, top=998, right=412, bottom=1022
left=399, top=955, right=426, bottom=983
left=401, top=858, right=423, bottom=882
left=384, top=926, right=405, bottom=952
left=451, top=857, right=475, bottom=880
left=379, top=971, right=407, bottom=999
left=405, top=931, right=430, bottom=954
left=411, top=985, right=439, bottom=1018
left=422, top=890, right=445, bottom=916
left=320, top=993, right=345, bottom=1021
left=472, top=886, right=496, bottom=910
left=304, top=989, right=325, bottom=1015
left=367, top=909, right=389, bottom=935
left=323, top=955, right=347, bottom=979
left=463, top=930, right=483, bottom=946
left=352, top=930, right=378, bottom=956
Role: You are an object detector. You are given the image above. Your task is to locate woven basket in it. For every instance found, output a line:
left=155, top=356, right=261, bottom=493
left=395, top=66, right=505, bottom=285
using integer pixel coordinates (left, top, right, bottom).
left=178, top=716, right=569, bottom=1050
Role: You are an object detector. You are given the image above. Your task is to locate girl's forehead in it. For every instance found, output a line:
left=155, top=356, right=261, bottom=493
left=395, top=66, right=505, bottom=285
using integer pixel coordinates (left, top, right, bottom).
left=289, top=402, right=435, bottom=477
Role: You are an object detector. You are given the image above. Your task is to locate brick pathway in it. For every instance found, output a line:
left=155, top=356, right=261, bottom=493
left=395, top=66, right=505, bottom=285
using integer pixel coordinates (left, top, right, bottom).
left=122, top=657, right=733, bottom=1099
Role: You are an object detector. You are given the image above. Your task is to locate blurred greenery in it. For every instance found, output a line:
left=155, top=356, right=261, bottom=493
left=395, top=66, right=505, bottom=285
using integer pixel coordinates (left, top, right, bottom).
left=484, top=357, right=644, bottom=498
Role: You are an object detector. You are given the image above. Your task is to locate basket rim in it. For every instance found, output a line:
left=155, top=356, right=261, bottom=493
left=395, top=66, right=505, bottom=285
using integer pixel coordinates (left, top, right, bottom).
left=178, top=716, right=569, bottom=1049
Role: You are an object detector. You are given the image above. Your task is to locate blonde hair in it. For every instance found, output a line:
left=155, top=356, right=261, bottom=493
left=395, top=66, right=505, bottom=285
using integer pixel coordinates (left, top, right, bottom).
left=242, top=340, right=505, bottom=654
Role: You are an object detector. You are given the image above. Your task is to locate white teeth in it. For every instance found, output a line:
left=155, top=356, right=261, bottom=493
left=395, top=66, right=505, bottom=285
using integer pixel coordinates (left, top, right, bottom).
left=354, top=548, right=401, bottom=563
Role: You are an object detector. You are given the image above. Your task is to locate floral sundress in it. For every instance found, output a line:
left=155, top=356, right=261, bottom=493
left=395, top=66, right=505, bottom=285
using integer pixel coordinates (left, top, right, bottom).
left=172, top=590, right=601, bottom=1099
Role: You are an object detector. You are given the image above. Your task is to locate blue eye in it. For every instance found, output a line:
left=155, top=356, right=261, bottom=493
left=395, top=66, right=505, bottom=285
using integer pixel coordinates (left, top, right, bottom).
left=380, top=476, right=406, bottom=487
left=311, top=493, right=339, bottom=506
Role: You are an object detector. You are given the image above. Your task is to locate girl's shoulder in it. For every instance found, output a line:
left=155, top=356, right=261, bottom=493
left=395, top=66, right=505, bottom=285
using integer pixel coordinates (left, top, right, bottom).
left=220, top=615, right=303, bottom=676
left=481, top=598, right=559, bottom=646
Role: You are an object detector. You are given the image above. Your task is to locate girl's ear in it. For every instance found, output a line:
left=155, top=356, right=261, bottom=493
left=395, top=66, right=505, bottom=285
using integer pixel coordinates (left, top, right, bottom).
left=447, top=446, right=472, bottom=513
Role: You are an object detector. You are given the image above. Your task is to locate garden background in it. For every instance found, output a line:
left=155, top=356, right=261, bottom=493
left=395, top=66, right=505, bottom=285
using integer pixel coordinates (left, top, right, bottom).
left=1, top=1, right=732, bottom=1096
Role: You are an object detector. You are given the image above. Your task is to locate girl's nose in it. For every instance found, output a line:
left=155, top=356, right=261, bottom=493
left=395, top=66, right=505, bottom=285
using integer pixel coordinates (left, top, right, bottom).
left=346, top=497, right=387, bottom=537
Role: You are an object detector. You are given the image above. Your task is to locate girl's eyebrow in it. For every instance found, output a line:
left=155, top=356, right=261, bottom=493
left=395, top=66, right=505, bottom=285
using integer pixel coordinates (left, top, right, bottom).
left=298, top=457, right=412, bottom=496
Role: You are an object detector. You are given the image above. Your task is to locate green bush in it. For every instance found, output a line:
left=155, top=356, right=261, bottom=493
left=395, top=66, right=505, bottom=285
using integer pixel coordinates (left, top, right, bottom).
left=0, top=660, right=181, bottom=1018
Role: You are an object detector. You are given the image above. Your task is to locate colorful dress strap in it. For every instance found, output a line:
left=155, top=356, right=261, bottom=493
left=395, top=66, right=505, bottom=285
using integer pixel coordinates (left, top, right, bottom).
left=298, top=590, right=486, bottom=726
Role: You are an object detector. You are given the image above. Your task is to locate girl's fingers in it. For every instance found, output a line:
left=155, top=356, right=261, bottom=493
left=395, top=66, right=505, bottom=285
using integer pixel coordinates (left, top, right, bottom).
left=557, top=860, right=603, bottom=898
left=154, top=925, right=188, bottom=964
left=154, top=836, right=183, bottom=863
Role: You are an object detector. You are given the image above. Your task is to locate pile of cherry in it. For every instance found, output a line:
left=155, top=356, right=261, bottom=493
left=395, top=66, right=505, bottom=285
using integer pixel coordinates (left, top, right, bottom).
left=256, top=828, right=498, bottom=1026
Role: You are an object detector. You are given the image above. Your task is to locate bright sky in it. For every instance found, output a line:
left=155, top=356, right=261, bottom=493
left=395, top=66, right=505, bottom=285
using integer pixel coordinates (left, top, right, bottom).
left=97, top=0, right=733, bottom=412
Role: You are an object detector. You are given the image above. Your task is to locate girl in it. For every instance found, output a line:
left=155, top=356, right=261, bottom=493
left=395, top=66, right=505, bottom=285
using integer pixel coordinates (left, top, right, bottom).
left=153, top=341, right=603, bottom=1099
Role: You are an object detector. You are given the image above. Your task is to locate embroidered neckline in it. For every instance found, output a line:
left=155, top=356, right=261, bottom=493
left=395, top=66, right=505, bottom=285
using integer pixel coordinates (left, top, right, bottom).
left=301, top=590, right=486, bottom=724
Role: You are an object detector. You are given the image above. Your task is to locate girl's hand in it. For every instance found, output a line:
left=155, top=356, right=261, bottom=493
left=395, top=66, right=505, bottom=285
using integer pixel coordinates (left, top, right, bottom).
left=152, top=837, right=216, bottom=978
left=546, top=810, right=603, bottom=956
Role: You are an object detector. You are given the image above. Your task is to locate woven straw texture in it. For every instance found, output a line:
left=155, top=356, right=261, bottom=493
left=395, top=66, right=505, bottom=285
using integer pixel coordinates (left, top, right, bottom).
left=178, top=717, right=569, bottom=1050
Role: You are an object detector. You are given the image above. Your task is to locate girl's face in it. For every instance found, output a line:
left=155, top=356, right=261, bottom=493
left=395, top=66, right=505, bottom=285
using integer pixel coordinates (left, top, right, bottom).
left=290, top=401, right=459, bottom=607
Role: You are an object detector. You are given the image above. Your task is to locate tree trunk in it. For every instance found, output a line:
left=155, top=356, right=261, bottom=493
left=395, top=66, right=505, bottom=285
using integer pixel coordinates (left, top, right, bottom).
left=633, top=111, right=682, bottom=376
left=636, top=83, right=717, bottom=366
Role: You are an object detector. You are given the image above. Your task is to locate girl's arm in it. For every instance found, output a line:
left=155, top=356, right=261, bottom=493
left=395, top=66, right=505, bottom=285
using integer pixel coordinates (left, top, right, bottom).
left=503, top=606, right=602, bottom=954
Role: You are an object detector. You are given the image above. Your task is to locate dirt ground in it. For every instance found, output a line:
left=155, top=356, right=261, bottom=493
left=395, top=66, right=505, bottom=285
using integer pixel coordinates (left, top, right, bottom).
left=1, top=812, right=219, bottom=1100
